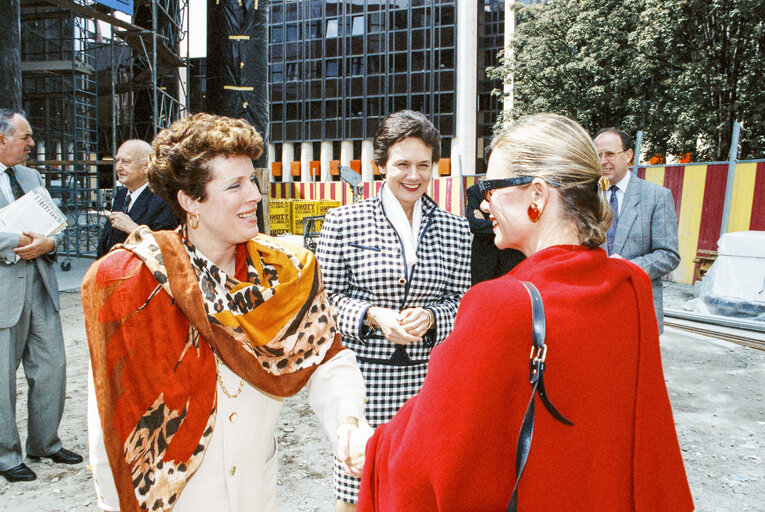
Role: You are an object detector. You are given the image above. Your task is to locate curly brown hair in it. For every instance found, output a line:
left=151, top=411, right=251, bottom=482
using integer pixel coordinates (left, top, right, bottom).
left=148, top=113, right=263, bottom=221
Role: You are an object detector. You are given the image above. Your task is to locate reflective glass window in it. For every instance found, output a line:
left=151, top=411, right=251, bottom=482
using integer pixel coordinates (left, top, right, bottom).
left=411, top=29, right=426, bottom=50
left=440, top=26, right=455, bottom=46
left=310, top=101, right=322, bottom=118
left=412, top=7, right=430, bottom=27
left=309, top=0, right=322, bottom=18
left=351, top=36, right=364, bottom=55
left=351, top=15, right=364, bottom=35
left=367, top=55, right=382, bottom=74
left=367, top=12, right=384, bottom=33
left=351, top=98, right=363, bottom=116
left=272, top=62, right=284, bottom=82
left=326, top=100, right=338, bottom=118
left=286, top=3, right=298, bottom=22
left=392, top=9, right=408, bottom=30
left=367, top=34, right=382, bottom=53
left=394, top=95, right=407, bottom=112
left=286, top=24, right=300, bottom=41
left=286, top=62, right=301, bottom=81
left=308, top=20, right=322, bottom=38
left=326, top=79, right=339, bottom=96
left=437, top=5, right=455, bottom=25
left=271, top=103, right=283, bottom=120
left=411, top=72, right=425, bottom=92
left=308, top=60, right=322, bottom=78
left=286, top=42, right=299, bottom=59
left=272, top=4, right=283, bottom=23
left=326, top=18, right=339, bottom=38
left=350, top=57, right=363, bottom=76
left=438, top=49, right=454, bottom=69
left=395, top=31, right=408, bottom=51
left=326, top=60, right=339, bottom=77
left=309, top=40, right=322, bottom=59
left=411, top=51, right=430, bottom=70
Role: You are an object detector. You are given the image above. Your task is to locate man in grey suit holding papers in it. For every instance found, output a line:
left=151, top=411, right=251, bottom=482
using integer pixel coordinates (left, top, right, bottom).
left=0, top=109, right=82, bottom=483
left=594, top=128, right=680, bottom=333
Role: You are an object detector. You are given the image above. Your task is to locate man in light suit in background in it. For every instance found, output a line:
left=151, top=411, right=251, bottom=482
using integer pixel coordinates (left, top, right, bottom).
left=96, top=139, right=179, bottom=258
left=594, top=128, right=680, bottom=333
left=0, top=109, right=82, bottom=483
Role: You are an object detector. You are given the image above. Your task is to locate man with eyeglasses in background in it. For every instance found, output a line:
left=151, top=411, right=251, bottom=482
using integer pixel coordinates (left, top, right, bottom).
left=594, top=128, right=680, bottom=333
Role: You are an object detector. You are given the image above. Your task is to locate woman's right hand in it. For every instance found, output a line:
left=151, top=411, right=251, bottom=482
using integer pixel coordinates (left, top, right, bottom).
left=367, top=307, right=422, bottom=345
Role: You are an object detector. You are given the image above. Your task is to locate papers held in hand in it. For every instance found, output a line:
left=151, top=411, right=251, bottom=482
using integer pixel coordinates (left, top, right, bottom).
left=0, top=186, right=68, bottom=237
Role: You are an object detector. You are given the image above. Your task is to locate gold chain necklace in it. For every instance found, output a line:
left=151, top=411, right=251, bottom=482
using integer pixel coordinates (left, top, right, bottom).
left=214, top=354, right=244, bottom=399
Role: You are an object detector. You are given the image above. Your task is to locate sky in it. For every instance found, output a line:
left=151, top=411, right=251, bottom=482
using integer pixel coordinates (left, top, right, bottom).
left=105, top=2, right=207, bottom=58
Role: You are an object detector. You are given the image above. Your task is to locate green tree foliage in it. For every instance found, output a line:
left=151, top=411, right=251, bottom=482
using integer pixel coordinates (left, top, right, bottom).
left=490, top=0, right=765, bottom=160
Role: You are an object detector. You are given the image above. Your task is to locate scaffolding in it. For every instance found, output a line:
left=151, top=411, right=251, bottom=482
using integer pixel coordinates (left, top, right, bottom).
left=18, top=0, right=189, bottom=264
left=21, top=4, right=101, bottom=262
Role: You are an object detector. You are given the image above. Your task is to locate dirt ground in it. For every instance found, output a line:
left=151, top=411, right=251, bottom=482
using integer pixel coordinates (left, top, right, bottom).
left=1, top=287, right=763, bottom=511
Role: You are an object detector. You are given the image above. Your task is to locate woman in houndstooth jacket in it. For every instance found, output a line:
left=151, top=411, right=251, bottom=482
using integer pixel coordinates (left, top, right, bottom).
left=317, top=111, right=472, bottom=511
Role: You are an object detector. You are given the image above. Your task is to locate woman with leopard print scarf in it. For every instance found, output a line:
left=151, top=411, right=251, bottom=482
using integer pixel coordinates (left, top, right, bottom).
left=83, top=113, right=370, bottom=512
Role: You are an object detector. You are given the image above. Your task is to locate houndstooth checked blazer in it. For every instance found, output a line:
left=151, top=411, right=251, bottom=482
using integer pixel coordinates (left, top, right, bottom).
left=316, top=188, right=472, bottom=364
left=608, top=173, right=680, bottom=332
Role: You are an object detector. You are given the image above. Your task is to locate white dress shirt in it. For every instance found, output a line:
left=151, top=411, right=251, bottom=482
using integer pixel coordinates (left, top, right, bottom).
left=120, top=182, right=148, bottom=213
left=609, top=170, right=632, bottom=215
left=0, top=163, right=16, bottom=203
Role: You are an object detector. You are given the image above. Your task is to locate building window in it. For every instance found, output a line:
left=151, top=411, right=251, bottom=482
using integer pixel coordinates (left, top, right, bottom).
left=272, top=4, right=283, bottom=23
left=367, top=55, right=382, bottom=74
left=326, top=100, right=338, bottom=119
left=308, top=0, right=322, bottom=18
left=412, top=7, right=430, bottom=28
left=367, top=12, right=384, bottom=33
left=326, top=18, right=339, bottom=38
left=271, top=26, right=284, bottom=43
left=286, top=23, right=300, bottom=41
left=308, top=20, right=322, bottom=38
left=308, top=60, right=322, bottom=78
left=286, top=3, right=298, bottom=22
left=272, top=62, right=284, bottom=83
left=349, top=57, right=363, bottom=76
left=286, top=62, right=301, bottom=81
left=351, top=15, right=364, bottom=36
left=326, top=59, right=339, bottom=77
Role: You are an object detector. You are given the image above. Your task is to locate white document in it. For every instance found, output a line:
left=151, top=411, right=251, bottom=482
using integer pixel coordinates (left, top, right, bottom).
left=0, top=185, right=68, bottom=237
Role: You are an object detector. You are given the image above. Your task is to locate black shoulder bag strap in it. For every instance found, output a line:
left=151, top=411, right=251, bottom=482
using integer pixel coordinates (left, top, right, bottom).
left=507, top=282, right=575, bottom=512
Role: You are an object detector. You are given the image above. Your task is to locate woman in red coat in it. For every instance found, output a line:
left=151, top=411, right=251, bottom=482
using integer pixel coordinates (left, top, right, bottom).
left=356, top=114, right=694, bottom=511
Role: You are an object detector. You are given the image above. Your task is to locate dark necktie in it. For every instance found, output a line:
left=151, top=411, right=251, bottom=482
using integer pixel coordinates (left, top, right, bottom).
left=6, top=167, right=24, bottom=201
left=121, top=192, right=132, bottom=213
left=607, top=185, right=619, bottom=254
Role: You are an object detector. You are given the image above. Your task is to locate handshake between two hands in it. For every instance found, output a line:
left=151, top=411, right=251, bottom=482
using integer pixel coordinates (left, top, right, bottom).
left=337, top=418, right=375, bottom=477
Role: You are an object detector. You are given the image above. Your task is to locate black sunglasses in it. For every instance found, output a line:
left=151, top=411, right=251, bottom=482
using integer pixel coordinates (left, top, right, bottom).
left=478, top=176, right=535, bottom=201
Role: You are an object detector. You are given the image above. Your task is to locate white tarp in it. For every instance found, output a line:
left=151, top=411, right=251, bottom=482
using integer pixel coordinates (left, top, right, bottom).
left=693, top=231, right=765, bottom=321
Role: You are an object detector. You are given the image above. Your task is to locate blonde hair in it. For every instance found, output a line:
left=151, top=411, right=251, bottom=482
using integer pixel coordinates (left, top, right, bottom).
left=148, top=113, right=263, bottom=220
left=490, top=113, right=612, bottom=248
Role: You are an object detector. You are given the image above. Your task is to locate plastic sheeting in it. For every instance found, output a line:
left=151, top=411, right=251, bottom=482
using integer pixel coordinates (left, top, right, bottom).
left=693, top=231, right=765, bottom=321
left=207, top=0, right=270, bottom=169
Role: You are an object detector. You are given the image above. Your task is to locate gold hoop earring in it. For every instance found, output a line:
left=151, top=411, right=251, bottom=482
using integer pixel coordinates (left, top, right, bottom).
left=188, top=213, right=199, bottom=229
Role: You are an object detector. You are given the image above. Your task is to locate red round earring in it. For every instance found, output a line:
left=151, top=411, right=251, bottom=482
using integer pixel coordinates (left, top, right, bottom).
left=527, top=202, right=541, bottom=222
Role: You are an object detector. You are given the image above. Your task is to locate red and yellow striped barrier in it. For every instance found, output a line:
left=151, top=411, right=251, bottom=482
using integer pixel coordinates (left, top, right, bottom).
left=270, top=162, right=765, bottom=284
left=638, top=161, right=765, bottom=283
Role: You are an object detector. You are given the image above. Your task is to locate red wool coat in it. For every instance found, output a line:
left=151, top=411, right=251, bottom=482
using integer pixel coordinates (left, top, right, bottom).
left=357, top=245, right=694, bottom=512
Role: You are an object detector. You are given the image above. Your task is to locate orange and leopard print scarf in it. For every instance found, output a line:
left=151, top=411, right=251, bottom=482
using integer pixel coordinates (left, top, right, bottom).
left=83, top=227, right=344, bottom=512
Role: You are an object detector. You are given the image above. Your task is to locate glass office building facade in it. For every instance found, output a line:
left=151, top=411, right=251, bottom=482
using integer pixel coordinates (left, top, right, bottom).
left=269, top=1, right=457, bottom=143
left=266, top=0, right=529, bottom=178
